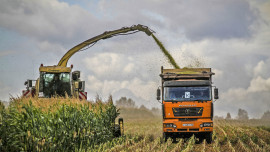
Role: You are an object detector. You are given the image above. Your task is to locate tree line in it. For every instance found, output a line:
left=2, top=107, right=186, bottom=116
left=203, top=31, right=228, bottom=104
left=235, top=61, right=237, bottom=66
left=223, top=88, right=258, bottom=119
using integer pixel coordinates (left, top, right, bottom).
left=224, top=108, right=270, bottom=120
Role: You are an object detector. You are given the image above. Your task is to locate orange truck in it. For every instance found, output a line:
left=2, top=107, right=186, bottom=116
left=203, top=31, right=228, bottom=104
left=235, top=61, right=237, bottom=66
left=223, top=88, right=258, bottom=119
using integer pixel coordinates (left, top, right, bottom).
left=157, top=67, right=219, bottom=143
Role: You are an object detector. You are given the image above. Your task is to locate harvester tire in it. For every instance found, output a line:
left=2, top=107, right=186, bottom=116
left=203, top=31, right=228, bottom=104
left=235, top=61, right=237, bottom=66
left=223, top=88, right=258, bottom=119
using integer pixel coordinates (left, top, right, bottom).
left=113, top=124, right=121, bottom=137
left=119, top=118, right=124, bottom=136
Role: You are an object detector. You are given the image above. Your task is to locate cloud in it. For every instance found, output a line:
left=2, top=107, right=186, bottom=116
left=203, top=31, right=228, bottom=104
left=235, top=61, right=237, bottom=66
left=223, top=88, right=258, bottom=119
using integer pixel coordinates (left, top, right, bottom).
left=217, top=59, right=270, bottom=118
left=86, top=75, right=157, bottom=103
left=0, top=0, right=102, bottom=47
left=0, top=82, right=11, bottom=101
left=37, top=40, right=66, bottom=55
left=218, top=85, right=270, bottom=119
left=178, top=31, right=270, bottom=90
left=248, top=76, right=270, bottom=92
left=212, top=68, right=224, bottom=80
left=253, top=59, right=270, bottom=78
left=0, top=51, right=15, bottom=57
left=83, top=52, right=140, bottom=80
left=97, top=0, right=259, bottom=41
left=83, top=52, right=159, bottom=103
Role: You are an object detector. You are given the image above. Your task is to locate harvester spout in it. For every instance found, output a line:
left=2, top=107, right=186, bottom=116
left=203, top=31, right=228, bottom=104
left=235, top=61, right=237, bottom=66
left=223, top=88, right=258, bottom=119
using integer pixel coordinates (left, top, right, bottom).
left=57, top=24, right=155, bottom=67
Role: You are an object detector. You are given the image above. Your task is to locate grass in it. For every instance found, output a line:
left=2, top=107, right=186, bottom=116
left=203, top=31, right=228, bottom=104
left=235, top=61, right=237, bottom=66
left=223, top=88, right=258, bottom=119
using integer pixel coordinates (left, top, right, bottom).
left=257, top=126, right=270, bottom=132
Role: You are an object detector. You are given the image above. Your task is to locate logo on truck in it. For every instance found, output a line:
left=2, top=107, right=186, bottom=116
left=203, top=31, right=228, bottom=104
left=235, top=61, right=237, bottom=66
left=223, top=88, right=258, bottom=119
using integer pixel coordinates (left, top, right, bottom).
left=185, top=109, right=190, bottom=114
left=179, top=104, right=197, bottom=107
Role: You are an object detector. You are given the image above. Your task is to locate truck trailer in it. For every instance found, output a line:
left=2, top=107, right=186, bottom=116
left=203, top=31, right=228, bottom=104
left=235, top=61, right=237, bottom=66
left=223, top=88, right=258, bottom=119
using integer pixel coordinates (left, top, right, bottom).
left=157, top=67, right=219, bottom=143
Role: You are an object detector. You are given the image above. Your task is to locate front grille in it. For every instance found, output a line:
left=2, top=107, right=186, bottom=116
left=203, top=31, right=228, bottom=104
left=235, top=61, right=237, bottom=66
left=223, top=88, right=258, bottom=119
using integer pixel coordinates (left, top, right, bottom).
left=179, top=118, right=198, bottom=121
left=173, top=107, right=203, bottom=116
left=178, top=129, right=187, bottom=131
left=189, top=129, right=199, bottom=131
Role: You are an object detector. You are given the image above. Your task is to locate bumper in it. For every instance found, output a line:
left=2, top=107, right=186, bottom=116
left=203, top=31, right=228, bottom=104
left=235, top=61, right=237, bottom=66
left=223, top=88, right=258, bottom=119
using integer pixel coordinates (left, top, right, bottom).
left=163, top=119, right=213, bottom=133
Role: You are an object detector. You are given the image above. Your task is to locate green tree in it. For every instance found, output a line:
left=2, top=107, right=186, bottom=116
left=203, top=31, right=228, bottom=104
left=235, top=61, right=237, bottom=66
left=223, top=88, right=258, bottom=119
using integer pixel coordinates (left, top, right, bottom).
left=237, top=108, right=249, bottom=120
left=261, top=110, right=270, bottom=120
left=226, top=112, right=231, bottom=119
left=139, top=105, right=148, bottom=110
left=115, top=97, right=136, bottom=108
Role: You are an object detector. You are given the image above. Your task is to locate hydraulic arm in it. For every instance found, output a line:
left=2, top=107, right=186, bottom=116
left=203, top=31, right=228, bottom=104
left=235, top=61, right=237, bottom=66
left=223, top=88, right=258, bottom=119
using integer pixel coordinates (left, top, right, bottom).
left=57, top=24, right=155, bottom=67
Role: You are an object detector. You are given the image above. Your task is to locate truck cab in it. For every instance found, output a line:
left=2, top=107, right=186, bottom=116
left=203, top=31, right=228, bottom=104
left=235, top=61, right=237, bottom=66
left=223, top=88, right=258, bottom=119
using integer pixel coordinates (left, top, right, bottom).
left=157, top=67, right=218, bottom=143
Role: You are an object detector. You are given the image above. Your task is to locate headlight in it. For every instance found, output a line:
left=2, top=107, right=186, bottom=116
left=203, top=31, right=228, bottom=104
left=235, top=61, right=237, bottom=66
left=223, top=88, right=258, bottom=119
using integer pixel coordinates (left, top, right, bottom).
left=202, top=122, right=213, bottom=127
left=164, top=123, right=177, bottom=128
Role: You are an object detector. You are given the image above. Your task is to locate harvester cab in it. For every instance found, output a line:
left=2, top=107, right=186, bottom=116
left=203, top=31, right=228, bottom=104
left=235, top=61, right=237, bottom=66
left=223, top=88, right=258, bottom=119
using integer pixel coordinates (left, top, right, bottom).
left=23, top=64, right=87, bottom=99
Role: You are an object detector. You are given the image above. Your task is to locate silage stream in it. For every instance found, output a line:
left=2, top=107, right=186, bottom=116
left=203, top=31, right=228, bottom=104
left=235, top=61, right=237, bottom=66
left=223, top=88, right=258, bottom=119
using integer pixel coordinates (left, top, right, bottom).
left=152, top=34, right=180, bottom=69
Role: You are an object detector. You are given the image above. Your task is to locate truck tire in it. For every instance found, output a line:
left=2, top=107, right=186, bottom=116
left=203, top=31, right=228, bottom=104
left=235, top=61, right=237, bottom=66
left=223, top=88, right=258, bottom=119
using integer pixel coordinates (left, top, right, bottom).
left=163, top=132, right=168, bottom=142
left=198, top=136, right=204, bottom=143
left=206, top=132, right=212, bottom=144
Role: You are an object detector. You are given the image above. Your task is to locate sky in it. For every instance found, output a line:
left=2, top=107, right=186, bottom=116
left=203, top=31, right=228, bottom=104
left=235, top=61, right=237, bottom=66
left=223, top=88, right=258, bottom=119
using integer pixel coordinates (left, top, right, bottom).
left=0, top=0, right=269, bottom=118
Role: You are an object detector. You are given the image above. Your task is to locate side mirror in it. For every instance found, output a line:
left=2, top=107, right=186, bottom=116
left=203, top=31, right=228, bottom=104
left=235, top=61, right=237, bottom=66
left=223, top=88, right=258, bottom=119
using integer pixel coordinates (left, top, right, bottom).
left=72, top=71, right=80, bottom=80
left=214, top=88, right=219, bottom=99
left=157, top=88, right=161, bottom=100
left=27, top=80, right=32, bottom=88
left=79, top=81, right=85, bottom=91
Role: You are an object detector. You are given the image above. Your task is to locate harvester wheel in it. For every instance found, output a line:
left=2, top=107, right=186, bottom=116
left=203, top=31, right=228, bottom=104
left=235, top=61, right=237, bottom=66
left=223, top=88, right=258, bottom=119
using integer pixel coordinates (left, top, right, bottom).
left=114, top=124, right=121, bottom=137
left=119, top=118, right=124, bottom=136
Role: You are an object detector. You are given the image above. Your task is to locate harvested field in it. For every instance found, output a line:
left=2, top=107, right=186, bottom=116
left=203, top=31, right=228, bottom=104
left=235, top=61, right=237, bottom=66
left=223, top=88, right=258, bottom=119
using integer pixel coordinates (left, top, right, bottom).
left=103, top=119, right=270, bottom=151
left=98, top=109, right=270, bottom=152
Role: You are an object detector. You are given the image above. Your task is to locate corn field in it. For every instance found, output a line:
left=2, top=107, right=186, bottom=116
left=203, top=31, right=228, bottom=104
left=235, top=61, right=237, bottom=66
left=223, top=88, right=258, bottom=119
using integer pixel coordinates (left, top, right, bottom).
left=0, top=97, right=119, bottom=151
left=1, top=99, right=270, bottom=152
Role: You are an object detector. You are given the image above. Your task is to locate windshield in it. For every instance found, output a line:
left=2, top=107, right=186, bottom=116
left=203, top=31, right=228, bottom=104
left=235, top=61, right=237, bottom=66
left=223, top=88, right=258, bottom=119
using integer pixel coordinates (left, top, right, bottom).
left=40, top=72, right=71, bottom=97
left=164, top=86, right=211, bottom=101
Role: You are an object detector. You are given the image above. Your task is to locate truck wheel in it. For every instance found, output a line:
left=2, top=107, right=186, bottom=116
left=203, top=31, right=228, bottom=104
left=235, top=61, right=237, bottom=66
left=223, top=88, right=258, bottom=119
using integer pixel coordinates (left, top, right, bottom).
left=198, top=136, right=203, bottom=144
left=206, top=132, right=212, bottom=144
left=163, top=132, right=168, bottom=142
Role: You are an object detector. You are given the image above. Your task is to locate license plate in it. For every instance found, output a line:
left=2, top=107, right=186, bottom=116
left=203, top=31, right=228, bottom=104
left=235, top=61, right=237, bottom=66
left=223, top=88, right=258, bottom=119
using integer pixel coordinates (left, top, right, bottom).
left=183, top=123, right=193, bottom=126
